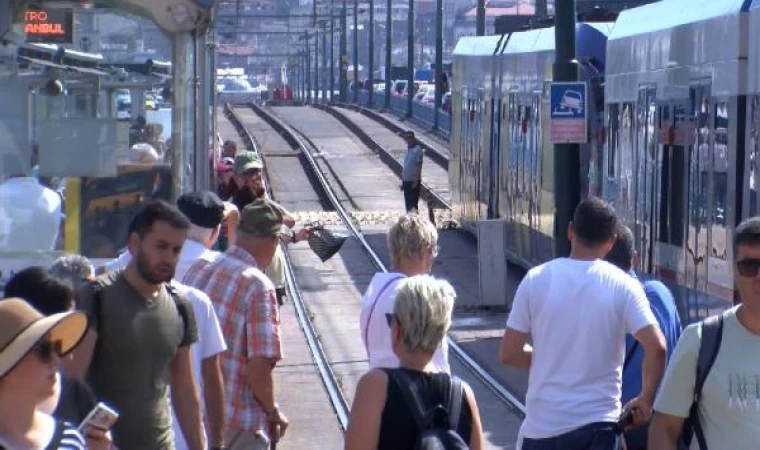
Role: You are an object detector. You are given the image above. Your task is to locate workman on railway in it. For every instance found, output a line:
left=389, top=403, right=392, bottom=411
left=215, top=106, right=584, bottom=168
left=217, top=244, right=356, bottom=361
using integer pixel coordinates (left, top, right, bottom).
left=400, top=130, right=423, bottom=213
left=603, top=224, right=682, bottom=450
left=500, top=197, right=667, bottom=450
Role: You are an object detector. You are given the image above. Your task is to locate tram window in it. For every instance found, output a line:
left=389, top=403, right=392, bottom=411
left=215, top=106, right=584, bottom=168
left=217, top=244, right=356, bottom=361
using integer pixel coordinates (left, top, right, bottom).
left=713, top=101, right=729, bottom=258
left=607, top=104, right=619, bottom=177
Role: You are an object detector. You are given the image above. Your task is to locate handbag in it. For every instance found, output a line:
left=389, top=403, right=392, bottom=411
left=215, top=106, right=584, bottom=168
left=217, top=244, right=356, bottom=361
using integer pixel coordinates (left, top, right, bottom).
left=306, top=221, right=348, bottom=262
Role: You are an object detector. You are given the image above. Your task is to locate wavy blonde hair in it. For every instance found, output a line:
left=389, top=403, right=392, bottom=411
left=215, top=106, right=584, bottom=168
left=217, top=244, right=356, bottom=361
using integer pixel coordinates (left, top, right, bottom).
left=387, top=213, right=438, bottom=264
left=393, top=275, right=455, bottom=352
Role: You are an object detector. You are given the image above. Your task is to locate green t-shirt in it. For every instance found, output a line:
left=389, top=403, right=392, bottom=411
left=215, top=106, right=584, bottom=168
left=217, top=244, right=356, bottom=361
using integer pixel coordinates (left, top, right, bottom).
left=654, top=306, right=760, bottom=449
left=79, top=271, right=199, bottom=450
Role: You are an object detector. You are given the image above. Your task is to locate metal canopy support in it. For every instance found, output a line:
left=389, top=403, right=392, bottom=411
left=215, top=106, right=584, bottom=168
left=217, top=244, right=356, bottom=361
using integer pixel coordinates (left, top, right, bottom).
left=171, top=32, right=194, bottom=201
left=552, top=0, right=579, bottom=257
left=384, top=0, right=392, bottom=109
left=433, top=0, right=442, bottom=129
left=368, top=0, right=374, bottom=107
left=195, top=31, right=211, bottom=192
left=352, top=0, right=358, bottom=103
left=306, top=36, right=312, bottom=103
left=406, top=0, right=414, bottom=117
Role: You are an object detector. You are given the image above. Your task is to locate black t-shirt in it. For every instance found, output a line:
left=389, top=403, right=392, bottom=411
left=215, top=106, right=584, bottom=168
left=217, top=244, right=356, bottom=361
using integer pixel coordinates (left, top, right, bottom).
left=54, top=376, right=98, bottom=426
left=377, top=368, right=473, bottom=450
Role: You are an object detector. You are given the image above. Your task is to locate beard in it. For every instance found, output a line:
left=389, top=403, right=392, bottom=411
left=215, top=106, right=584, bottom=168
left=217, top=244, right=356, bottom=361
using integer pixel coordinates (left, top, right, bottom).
left=135, top=249, right=174, bottom=284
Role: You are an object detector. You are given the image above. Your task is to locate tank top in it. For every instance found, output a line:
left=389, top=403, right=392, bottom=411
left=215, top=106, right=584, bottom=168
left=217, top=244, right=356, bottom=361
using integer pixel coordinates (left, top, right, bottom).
left=377, top=368, right=473, bottom=450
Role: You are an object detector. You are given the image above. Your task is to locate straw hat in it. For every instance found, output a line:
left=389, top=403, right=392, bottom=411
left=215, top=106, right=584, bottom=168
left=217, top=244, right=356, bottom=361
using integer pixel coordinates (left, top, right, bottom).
left=0, top=298, right=88, bottom=378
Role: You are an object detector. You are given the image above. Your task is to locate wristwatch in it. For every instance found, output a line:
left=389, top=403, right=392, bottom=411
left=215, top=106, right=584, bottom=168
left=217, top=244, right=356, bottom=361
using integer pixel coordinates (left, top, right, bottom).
left=290, top=230, right=297, bottom=243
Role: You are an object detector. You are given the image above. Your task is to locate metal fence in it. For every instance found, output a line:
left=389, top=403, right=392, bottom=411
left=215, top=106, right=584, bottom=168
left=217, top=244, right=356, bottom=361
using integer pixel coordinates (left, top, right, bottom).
left=355, top=90, right=451, bottom=139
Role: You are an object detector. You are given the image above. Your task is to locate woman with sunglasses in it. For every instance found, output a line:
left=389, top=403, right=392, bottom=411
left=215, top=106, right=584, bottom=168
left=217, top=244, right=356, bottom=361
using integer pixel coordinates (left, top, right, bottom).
left=346, top=275, right=483, bottom=450
left=0, top=298, right=89, bottom=449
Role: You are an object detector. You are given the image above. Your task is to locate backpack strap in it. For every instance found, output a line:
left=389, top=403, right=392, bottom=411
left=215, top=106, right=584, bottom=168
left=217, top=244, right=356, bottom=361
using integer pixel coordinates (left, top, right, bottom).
left=363, top=276, right=405, bottom=356
left=691, top=313, right=724, bottom=449
left=447, top=377, right=464, bottom=431
left=386, top=369, right=428, bottom=432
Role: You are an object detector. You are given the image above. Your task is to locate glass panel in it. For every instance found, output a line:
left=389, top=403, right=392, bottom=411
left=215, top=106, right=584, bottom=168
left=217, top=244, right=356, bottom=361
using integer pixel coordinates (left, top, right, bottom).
left=606, top=104, right=619, bottom=178
left=0, top=8, right=179, bottom=276
left=751, top=95, right=760, bottom=218
left=712, top=101, right=729, bottom=260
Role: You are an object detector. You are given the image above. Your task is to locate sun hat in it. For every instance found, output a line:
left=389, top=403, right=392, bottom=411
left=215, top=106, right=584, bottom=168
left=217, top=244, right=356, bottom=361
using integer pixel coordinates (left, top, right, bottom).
left=0, top=298, right=88, bottom=378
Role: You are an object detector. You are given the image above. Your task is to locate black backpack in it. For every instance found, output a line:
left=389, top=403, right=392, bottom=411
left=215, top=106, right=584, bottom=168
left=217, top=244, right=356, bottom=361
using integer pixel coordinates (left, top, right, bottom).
left=387, top=369, right=469, bottom=450
left=679, top=313, right=724, bottom=450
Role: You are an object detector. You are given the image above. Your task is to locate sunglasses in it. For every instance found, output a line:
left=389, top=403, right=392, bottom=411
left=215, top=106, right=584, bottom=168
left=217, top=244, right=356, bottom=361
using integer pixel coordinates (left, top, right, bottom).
left=35, top=339, right=63, bottom=363
left=385, top=313, right=396, bottom=328
left=737, top=258, right=760, bottom=277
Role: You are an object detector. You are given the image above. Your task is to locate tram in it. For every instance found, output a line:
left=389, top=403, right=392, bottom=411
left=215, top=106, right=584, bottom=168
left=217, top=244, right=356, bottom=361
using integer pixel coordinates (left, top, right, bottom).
left=449, top=0, right=760, bottom=322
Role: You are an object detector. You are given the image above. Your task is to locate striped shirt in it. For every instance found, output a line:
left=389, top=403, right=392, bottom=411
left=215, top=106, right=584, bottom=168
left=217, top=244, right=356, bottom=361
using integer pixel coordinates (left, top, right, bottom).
left=47, top=421, right=87, bottom=449
left=183, top=245, right=282, bottom=435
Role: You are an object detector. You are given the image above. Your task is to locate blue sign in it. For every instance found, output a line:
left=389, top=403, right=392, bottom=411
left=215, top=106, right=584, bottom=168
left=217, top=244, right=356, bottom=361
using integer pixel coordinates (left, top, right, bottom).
left=550, top=82, right=588, bottom=144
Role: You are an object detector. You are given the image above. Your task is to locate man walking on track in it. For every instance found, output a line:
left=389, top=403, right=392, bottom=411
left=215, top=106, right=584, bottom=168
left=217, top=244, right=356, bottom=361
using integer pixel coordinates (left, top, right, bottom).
left=400, top=130, right=423, bottom=213
left=500, top=197, right=667, bottom=450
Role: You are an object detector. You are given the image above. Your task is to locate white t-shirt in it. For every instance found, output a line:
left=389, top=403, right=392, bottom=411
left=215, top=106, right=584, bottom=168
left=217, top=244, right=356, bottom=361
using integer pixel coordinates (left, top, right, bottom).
left=0, top=177, right=62, bottom=251
left=654, top=306, right=760, bottom=450
left=359, top=272, right=450, bottom=373
left=506, top=258, right=656, bottom=439
left=170, top=281, right=227, bottom=450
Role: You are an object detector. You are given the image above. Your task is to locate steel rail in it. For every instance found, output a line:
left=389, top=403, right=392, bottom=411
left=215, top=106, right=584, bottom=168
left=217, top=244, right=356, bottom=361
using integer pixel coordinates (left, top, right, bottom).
left=223, top=103, right=352, bottom=431
left=249, top=103, right=527, bottom=419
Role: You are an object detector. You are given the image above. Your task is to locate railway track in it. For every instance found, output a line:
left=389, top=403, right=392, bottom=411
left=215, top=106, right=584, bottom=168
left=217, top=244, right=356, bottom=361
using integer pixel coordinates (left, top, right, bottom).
left=242, top=103, right=528, bottom=421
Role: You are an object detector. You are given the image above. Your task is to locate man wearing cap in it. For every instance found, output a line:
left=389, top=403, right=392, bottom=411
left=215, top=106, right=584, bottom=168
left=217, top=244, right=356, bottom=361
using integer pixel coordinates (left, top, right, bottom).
left=183, top=198, right=289, bottom=450
left=229, top=151, right=310, bottom=305
left=401, top=130, right=424, bottom=213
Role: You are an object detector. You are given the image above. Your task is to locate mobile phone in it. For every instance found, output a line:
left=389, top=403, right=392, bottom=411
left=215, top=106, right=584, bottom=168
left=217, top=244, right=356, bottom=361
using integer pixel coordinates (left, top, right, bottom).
left=78, top=402, right=119, bottom=433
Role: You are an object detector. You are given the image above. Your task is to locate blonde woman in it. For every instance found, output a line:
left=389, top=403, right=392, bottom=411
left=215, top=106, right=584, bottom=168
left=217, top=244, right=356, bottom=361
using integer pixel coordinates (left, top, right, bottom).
left=360, top=213, right=449, bottom=373
left=346, top=276, right=483, bottom=450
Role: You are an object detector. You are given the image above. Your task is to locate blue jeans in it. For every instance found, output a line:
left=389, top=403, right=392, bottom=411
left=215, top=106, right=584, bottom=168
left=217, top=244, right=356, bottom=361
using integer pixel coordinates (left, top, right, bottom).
left=522, top=422, right=619, bottom=450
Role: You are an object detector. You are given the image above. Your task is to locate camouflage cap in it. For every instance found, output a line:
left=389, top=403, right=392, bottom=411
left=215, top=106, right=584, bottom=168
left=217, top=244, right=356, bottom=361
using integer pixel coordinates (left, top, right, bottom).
left=238, top=198, right=284, bottom=237
left=234, top=151, right=264, bottom=175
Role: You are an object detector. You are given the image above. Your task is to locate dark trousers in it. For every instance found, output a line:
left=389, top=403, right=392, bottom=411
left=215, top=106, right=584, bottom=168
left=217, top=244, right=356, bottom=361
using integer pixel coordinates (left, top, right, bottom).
left=522, top=422, right=619, bottom=450
left=402, top=181, right=421, bottom=213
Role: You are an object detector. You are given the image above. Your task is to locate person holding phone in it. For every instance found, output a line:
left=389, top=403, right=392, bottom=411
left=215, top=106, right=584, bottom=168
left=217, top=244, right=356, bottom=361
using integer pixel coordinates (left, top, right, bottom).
left=0, top=298, right=88, bottom=449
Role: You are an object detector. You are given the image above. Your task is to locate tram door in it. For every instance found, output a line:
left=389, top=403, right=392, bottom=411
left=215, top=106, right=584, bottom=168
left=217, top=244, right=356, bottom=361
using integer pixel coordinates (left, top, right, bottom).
left=634, top=86, right=658, bottom=273
left=651, top=96, right=690, bottom=310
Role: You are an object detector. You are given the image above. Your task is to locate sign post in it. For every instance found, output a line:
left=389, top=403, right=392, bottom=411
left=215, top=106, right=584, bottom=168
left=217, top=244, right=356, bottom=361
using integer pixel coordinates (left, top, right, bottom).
left=550, top=81, right=588, bottom=144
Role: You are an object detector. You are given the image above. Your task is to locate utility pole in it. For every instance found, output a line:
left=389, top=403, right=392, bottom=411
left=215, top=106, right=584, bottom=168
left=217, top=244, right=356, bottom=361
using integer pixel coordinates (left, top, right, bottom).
left=306, top=35, right=312, bottom=103
left=406, top=0, right=414, bottom=117
left=553, top=0, right=579, bottom=257
left=476, top=0, right=485, bottom=36
left=330, top=0, right=335, bottom=101
left=384, top=0, right=392, bottom=109
left=433, top=0, right=442, bottom=129
left=340, top=0, right=347, bottom=101
left=368, top=0, right=375, bottom=107
left=315, top=28, right=320, bottom=103
left=322, top=22, right=328, bottom=103
left=352, top=0, right=359, bottom=103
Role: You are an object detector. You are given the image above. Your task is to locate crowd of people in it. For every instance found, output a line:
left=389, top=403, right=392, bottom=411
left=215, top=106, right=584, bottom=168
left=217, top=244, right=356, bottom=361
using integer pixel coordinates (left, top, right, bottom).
left=1, top=139, right=758, bottom=450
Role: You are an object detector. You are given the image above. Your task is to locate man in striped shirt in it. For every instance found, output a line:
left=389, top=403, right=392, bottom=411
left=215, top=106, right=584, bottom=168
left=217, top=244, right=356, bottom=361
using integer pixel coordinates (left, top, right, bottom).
left=183, top=198, right=288, bottom=450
